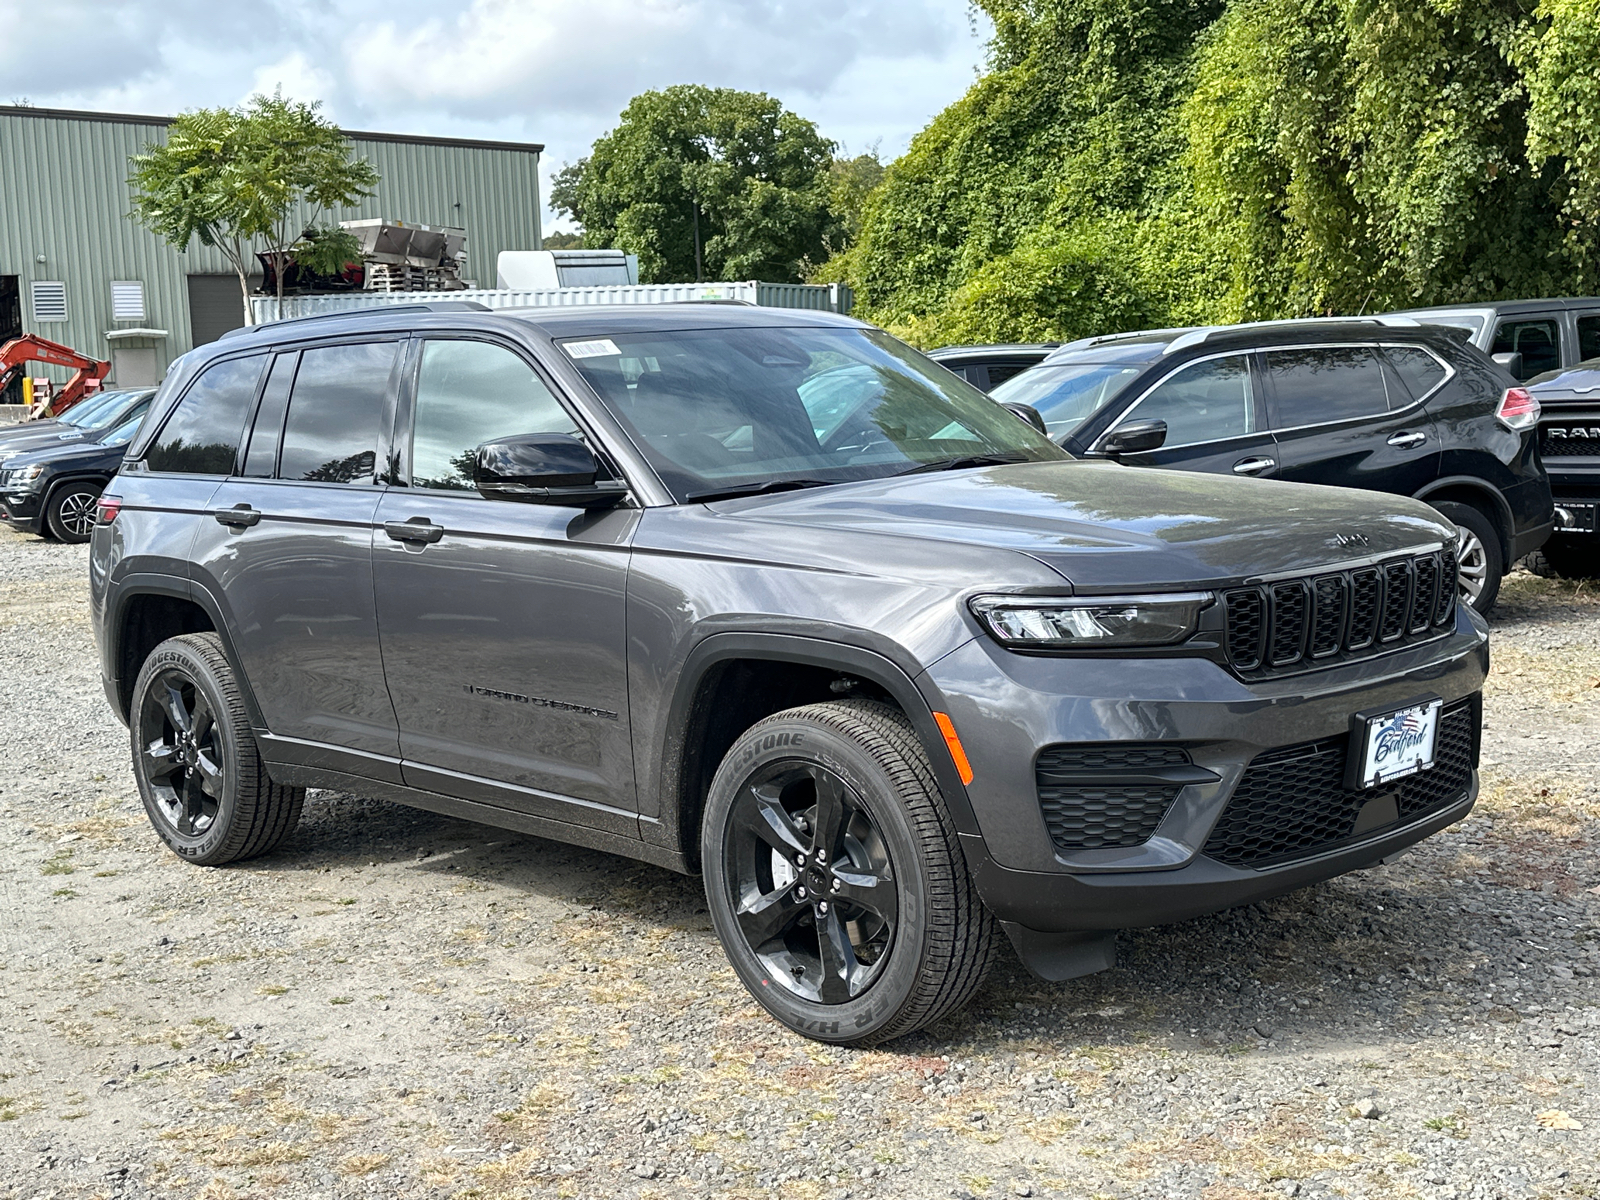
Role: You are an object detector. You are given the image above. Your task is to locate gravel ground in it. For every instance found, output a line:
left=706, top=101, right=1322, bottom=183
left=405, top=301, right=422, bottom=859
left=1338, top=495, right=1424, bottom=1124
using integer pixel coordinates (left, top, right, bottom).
left=1, top=525, right=1597, bottom=1200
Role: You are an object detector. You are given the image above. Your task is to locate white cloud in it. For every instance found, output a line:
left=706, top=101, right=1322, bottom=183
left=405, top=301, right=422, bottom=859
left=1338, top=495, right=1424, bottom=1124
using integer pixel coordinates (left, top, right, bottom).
left=0, top=0, right=988, bottom=232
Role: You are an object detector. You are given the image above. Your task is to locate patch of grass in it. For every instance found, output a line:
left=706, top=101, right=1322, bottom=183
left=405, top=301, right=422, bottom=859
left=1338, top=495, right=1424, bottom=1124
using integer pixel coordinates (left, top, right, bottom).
left=51, top=888, right=76, bottom=899
left=41, top=851, right=75, bottom=876
left=337, top=897, right=358, bottom=906
left=257, top=985, right=288, bottom=997
left=329, top=996, right=353, bottom=1005
left=339, top=1152, right=390, bottom=1176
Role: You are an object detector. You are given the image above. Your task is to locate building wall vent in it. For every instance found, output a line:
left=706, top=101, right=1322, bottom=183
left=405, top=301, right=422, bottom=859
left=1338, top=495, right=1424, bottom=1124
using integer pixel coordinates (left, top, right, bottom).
left=32, top=281, right=67, bottom=322
left=111, top=281, right=145, bottom=321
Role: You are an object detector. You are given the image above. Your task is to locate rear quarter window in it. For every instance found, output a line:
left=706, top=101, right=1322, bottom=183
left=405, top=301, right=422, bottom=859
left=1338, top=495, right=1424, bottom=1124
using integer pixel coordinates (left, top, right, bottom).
left=145, top=355, right=265, bottom=475
left=1384, top=346, right=1449, bottom=402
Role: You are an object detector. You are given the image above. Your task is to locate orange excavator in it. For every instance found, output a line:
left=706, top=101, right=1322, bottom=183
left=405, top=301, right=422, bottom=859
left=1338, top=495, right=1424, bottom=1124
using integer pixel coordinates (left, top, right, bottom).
left=0, top=334, right=111, bottom=419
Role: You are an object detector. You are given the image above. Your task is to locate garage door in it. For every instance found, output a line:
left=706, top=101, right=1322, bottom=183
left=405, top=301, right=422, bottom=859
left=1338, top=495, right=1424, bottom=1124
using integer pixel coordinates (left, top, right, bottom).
left=187, top=275, right=261, bottom=346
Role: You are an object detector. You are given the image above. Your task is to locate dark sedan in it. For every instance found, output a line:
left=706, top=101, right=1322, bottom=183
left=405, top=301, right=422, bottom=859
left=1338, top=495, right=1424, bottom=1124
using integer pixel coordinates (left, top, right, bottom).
left=0, top=410, right=144, bottom=542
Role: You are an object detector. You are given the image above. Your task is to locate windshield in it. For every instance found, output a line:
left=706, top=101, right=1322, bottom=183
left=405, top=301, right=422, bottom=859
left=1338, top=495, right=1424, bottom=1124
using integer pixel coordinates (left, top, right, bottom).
left=989, top=362, right=1145, bottom=439
left=563, top=326, right=1065, bottom=499
left=62, top=390, right=128, bottom=428
left=100, top=414, right=145, bottom=447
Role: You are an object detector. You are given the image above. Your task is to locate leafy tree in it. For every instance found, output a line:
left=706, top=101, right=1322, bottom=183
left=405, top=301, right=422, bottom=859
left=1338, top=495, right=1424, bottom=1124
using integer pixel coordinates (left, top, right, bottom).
left=823, top=148, right=887, bottom=258
left=291, top=226, right=363, bottom=277
left=129, top=95, right=378, bottom=325
left=551, top=85, right=836, bottom=284
left=542, top=230, right=585, bottom=250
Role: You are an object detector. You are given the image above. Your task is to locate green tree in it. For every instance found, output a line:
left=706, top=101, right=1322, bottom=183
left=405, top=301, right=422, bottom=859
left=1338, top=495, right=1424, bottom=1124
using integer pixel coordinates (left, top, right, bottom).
left=551, top=85, right=836, bottom=283
left=542, top=230, right=585, bottom=250
left=129, top=95, right=378, bottom=324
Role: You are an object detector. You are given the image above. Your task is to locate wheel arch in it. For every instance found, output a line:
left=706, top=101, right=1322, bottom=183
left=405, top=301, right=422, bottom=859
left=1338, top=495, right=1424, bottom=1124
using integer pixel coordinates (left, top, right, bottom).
left=39, top=471, right=112, bottom=521
left=656, top=632, right=979, bottom=872
left=1413, top=476, right=1513, bottom=568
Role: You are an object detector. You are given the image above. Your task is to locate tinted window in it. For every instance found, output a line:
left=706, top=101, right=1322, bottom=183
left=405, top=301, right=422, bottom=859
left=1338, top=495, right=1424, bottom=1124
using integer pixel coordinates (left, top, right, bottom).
left=1265, top=346, right=1391, bottom=426
left=1491, top=318, right=1560, bottom=380
left=990, top=362, right=1145, bottom=439
left=1578, top=315, right=1600, bottom=363
left=1385, top=346, right=1448, bottom=401
left=278, top=342, right=398, bottom=484
left=242, top=353, right=296, bottom=478
left=1128, top=355, right=1255, bottom=447
left=145, top=356, right=264, bottom=474
left=411, top=341, right=577, bottom=491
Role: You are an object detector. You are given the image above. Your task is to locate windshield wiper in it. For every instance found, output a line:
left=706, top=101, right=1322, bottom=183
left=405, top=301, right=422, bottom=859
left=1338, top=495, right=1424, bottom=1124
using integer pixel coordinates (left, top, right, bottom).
left=894, top=452, right=1032, bottom=476
left=683, top=478, right=837, bottom=503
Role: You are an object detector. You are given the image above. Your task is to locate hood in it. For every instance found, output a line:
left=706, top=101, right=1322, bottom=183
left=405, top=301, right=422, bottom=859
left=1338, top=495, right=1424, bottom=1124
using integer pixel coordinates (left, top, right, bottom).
left=3, top=438, right=124, bottom=472
left=0, top=424, right=91, bottom=459
left=715, top=460, right=1455, bottom=590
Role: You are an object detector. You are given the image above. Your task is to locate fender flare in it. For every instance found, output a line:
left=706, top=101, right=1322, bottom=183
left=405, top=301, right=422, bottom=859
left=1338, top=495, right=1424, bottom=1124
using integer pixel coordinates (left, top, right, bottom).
left=1413, top=476, right=1513, bottom=561
left=652, top=630, right=982, bottom=868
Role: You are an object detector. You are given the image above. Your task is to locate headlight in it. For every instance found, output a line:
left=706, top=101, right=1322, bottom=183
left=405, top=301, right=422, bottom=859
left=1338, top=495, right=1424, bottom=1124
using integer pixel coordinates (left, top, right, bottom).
left=970, top=592, right=1212, bottom=649
left=2, top=464, right=44, bottom=487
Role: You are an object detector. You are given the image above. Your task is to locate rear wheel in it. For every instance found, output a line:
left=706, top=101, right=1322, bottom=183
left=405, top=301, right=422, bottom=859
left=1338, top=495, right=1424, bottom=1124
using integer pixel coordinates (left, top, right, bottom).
left=1431, top=501, right=1502, bottom=614
left=701, top=700, right=996, bottom=1046
left=44, top=481, right=101, bottom=543
left=130, top=633, right=305, bottom=866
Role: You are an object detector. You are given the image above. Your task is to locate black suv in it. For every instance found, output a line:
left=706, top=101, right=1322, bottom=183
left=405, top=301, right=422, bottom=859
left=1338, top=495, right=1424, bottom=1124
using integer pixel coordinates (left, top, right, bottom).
left=1527, top=357, right=1600, bottom=577
left=1, top=408, right=151, bottom=541
left=989, top=319, right=1553, bottom=612
left=92, top=304, right=1487, bottom=1045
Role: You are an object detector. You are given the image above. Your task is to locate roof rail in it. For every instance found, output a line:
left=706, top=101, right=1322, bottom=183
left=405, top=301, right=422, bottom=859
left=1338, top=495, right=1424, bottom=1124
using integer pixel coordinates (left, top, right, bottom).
left=220, top=300, right=492, bottom=340
left=1159, top=314, right=1423, bottom=355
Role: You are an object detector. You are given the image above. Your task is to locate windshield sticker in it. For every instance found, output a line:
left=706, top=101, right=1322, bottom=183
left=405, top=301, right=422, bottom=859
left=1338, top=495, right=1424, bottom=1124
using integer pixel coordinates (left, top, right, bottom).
left=564, top=339, right=622, bottom=359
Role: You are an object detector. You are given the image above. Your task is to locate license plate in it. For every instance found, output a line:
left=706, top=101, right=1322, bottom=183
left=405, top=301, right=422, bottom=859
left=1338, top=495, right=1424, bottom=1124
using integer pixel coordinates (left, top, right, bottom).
left=1349, top=698, right=1442, bottom=790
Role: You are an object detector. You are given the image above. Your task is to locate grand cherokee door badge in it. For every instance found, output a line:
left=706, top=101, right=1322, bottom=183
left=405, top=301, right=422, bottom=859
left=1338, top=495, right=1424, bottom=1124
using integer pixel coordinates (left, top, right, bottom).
left=462, top=684, right=618, bottom=720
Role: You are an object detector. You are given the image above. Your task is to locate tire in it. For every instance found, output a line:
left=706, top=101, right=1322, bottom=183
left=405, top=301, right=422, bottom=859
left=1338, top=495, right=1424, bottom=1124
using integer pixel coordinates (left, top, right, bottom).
left=701, top=699, right=996, bottom=1046
left=1431, top=501, right=1502, bottom=614
left=1527, top=537, right=1600, bottom=580
left=130, top=633, right=305, bottom=866
left=44, top=481, right=101, bottom=543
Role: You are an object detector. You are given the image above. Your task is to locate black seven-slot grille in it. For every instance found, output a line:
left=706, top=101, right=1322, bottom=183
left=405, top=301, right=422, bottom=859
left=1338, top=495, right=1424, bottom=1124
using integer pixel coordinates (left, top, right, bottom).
left=1202, top=699, right=1476, bottom=869
left=1035, top=745, right=1211, bottom=853
left=1223, top=549, right=1456, bottom=675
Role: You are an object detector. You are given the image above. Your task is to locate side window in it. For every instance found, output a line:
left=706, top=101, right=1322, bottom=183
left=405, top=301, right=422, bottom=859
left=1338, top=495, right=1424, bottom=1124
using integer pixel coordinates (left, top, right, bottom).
left=1384, top=346, right=1448, bottom=402
left=145, top=355, right=265, bottom=475
left=1130, top=355, right=1255, bottom=447
left=410, top=340, right=578, bottom=491
left=278, top=342, right=399, bottom=484
left=1264, top=346, right=1391, bottom=426
left=1491, top=318, right=1560, bottom=380
left=242, top=353, right=296, bottom=478
left=1577, top=315, right=1600, bottom=363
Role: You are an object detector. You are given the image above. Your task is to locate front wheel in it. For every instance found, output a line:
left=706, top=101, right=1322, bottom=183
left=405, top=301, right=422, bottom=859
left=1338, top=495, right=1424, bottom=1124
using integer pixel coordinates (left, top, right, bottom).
left=44, top=481, right=102, bottom=543
left=1431, top=501, right=1502, bottom=614
left=701, top=700, right=996, bottom=1046
left=1527, top=536, right=1600, bottom=580
left=130, top=633, right=305, bottom=865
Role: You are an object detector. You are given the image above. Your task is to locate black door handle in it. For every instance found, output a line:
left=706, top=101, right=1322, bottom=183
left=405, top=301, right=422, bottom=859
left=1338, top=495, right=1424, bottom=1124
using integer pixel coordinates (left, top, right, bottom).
left=383, top=518, right=445, bottom=545
left=212, top=504, right=261, bottom=528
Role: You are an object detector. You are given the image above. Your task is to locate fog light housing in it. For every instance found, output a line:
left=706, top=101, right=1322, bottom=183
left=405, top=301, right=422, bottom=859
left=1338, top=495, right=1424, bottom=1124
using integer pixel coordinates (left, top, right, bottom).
left=970, top=592, right=1212, bottom=649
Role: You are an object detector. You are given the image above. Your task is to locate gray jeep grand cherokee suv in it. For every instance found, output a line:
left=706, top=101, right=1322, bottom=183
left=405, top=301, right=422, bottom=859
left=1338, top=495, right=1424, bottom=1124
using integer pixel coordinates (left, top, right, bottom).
left=90, top=303, right=1488, bottom=1045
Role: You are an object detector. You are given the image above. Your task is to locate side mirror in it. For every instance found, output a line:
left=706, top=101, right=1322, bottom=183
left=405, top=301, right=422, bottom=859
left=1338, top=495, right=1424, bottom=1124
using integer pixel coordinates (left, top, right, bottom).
left=1001, top=402, right=1049, bottom=437
left=1102, top=419, right=1168, bottom=456
left=473, top=433, right=628, bottom=508
left=1491, top=351, right=1524, bottom=379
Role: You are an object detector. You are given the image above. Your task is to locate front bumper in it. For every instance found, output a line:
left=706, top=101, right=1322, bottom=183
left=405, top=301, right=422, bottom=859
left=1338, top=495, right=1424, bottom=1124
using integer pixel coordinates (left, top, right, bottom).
left=924, top=608, right=1488, bottom=938
left=0, top=491, right=42, bottom=533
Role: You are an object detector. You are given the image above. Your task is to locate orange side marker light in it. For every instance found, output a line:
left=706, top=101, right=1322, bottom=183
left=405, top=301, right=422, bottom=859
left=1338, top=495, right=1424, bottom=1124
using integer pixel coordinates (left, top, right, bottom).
left=933, top=712, right=974, bottom=786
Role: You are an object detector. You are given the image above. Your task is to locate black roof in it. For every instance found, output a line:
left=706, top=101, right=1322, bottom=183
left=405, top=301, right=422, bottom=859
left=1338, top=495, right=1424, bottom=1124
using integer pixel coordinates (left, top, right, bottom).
left=1044, top=317, right=1464, bottom=365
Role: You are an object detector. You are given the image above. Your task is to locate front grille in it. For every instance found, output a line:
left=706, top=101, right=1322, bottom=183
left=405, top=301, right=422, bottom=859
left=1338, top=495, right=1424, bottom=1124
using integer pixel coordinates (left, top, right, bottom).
left=1222, top=550, right=1454, bottom=677
left=1036, top=744, right=1190, bottom=852
left=1541, top=427, right=1600, bottom=457
left=1202, top=699, right=1477, bottom=869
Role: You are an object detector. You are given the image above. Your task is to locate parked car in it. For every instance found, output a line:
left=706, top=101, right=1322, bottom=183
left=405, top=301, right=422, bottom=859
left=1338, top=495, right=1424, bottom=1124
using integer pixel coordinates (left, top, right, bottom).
left=0, top=410, right=146, bottom=541
left=926, top=343, right=1058, bottom=392
left=0, top=388, right=156, bottom=463
left=1383, top=297, right=1600, bottom=383
left=93, top=303, right=1487, bottom=1045
left=1524, top=356, right=1600, bottom=577
left=989, top=318, right=1553, bottom=612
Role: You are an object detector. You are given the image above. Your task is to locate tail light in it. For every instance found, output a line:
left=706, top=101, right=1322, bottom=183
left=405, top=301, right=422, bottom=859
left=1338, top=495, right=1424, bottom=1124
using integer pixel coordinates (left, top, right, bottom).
left=1495, top=387, right=1540, bottom=432
left=95, top=495, right=123, bottom=525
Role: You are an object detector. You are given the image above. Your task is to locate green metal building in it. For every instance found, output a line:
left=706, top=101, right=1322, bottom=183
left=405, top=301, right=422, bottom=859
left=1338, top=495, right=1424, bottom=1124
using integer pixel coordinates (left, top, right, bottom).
left=0, top=104, right=543, bottom=395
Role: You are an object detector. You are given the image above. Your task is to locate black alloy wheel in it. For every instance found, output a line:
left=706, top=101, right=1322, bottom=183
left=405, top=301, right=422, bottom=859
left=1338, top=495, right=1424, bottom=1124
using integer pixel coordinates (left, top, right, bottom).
left=138, top=667, right=226, bottom=840
left=702, top=700, right=996, bottom=1046
left=130, top=633, right=305, bottom=865
left=725, top=759, right=897, bottom=1004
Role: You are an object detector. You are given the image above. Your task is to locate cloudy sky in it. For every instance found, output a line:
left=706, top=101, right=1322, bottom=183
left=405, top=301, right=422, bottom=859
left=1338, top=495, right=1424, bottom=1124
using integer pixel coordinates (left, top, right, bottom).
left=1, top=0, right=990, bottom=233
